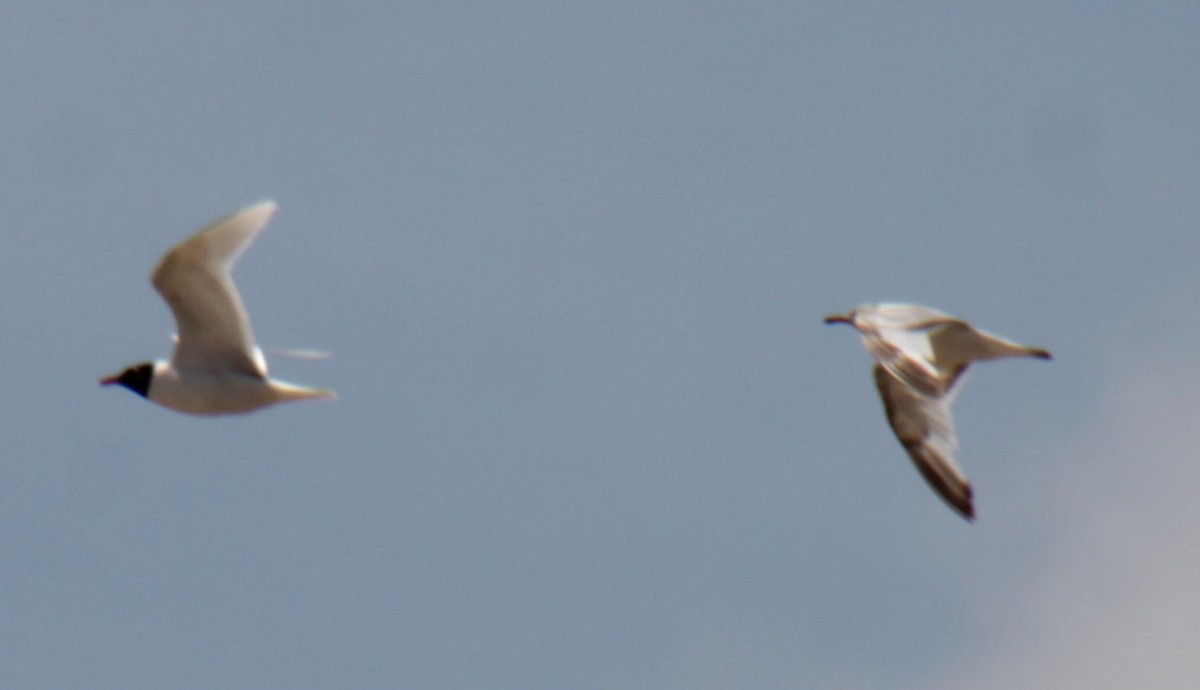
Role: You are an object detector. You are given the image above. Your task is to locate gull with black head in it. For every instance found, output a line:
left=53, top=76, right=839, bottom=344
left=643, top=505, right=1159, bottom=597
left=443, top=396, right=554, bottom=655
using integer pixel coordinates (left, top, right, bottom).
left=102, top=201, right=335, bottom=415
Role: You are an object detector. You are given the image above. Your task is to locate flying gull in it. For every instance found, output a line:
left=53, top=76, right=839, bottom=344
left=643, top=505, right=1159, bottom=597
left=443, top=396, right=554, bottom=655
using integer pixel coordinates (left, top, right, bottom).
left=102, top=201, right=335, bottom=415
left=825, top=303, right=1050, bottom=520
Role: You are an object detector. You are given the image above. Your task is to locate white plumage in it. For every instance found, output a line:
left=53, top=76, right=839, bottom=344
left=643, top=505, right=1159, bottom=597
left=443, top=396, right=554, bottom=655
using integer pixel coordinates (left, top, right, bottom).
left=102, top=201, right=335, bottom=415
left=825, top=303, right=1051, bottom=520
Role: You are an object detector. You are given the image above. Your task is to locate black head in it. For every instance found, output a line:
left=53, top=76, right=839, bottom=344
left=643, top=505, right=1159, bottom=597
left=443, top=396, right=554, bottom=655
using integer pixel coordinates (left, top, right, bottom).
left=100, top=362, right=154, bottom=399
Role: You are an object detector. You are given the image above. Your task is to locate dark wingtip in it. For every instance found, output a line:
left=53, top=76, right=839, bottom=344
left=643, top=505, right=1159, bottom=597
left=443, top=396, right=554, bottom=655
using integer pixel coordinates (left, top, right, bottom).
left=959, top=485, right=976, bottom=521
left=946, top=496, right=975, bottom=522
left=1033, top=348, right=1053, bottom=360
left=933, top=492, right=975, bottom=522
left=824, top=313, right=851, bottom=325
left=949, top=492, right=975, bottom=522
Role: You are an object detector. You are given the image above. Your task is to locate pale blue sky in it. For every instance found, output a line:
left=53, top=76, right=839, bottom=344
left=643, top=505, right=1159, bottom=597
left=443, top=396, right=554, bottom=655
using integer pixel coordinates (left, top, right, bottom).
left=4, top=3, right=1200, bottom=688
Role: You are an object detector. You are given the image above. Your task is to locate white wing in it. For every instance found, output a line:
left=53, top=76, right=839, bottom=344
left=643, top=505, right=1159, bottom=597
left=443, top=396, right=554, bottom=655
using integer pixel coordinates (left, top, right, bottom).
left=873, top=364, right=974, bottom=520
left=929, top=322, right=1053, bottom=373
left=151, top=201, right=276, bottom=377
left=866, top=303, right=955, bottom=330
left=866, top=302, right=1051, bottom=368
left=855, top=303, right=971, bottom=396
left=863, top=329, right=943, bottom=396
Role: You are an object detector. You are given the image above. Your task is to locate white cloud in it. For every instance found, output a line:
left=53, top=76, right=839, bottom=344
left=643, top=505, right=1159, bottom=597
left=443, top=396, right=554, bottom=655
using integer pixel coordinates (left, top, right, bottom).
left=949, top=351, right=1200, bottom=689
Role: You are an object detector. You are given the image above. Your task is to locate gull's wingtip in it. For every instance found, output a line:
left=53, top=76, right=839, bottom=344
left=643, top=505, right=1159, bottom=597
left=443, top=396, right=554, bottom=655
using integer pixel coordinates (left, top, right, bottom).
left=824, top=313, right=851, bottom=325
left=235, top=199, right=279, bottom=222
left=1033, top=348, right=1053, bottom=360
left=268, top=347, right=334, bottom=360
left=943, top=491, right=975, bottom=522
left=955, top=484, right=976, bottom=521
left=245, top=198, right=278, bottom=211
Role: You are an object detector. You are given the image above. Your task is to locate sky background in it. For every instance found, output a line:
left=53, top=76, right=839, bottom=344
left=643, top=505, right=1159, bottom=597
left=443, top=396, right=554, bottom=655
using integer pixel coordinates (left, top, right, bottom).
left=3, top=2, right=1200, bottom=689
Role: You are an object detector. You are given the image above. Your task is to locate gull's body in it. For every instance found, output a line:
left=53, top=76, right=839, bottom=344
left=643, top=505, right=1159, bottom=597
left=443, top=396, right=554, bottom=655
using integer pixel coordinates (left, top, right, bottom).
left=825, top=303, right=1050, bottom=520
left=102, top=201, right=335, bottom=415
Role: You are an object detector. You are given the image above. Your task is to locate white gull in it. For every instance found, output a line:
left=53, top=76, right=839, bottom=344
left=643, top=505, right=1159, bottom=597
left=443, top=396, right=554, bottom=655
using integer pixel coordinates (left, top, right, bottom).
left=825, top=303, right=1050, bottom=520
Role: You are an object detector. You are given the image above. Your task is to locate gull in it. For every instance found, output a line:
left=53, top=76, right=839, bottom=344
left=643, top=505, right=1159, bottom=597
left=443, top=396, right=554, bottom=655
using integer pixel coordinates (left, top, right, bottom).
left=102, top=201, right=335, bottom=415
left=824, top=303, right=1050, bottom=520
